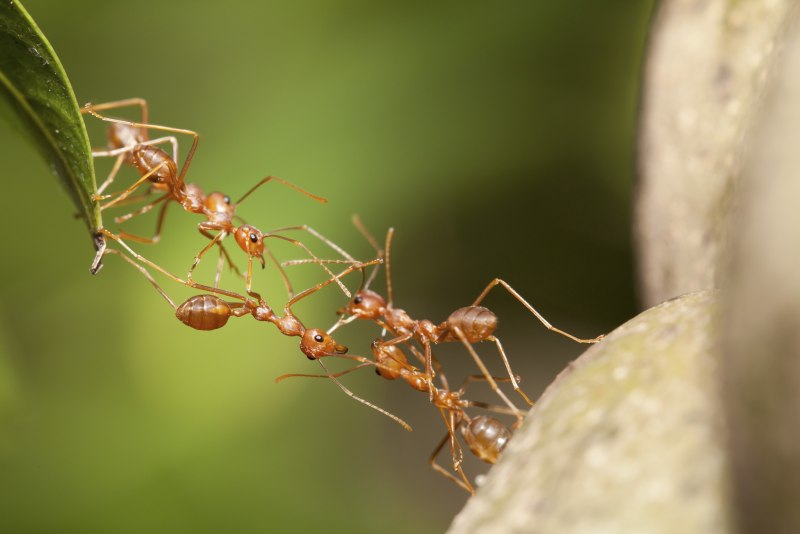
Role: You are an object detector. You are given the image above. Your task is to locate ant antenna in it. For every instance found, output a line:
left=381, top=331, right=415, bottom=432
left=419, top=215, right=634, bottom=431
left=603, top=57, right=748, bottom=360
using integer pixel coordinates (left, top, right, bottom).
left=385, top=227, right=396, bottom=308
left=274, top=362, right=373, bottom=382
left=327, top=313, right=359, bottom=334
left=316, top=358, right=412, bottom=432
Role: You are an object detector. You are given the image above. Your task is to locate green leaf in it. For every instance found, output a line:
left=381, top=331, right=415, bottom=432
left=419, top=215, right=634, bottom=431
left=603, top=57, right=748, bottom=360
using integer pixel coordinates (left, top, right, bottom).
left=0, top=0, right=100, bottom=241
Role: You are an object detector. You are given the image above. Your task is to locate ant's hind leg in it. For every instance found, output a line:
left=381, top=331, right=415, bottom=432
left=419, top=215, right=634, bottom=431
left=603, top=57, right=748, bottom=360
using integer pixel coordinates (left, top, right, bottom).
left=472, top=278, right=604, bottom=344
left=451, top=326, right=524, bottom=423
left=485, top=335, right=534, bottom=406
left=95, top=161, right=168, bottom=208
left=103, top=248, right=176, bottom=309
left=94, top=154, right=125, bottom=196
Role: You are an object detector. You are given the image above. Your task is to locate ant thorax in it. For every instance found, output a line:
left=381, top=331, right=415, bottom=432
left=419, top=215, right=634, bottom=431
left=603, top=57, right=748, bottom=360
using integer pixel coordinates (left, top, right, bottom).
left=108, top=121, right=145, bottom=151
left=385, top=307, right=414, bottom=332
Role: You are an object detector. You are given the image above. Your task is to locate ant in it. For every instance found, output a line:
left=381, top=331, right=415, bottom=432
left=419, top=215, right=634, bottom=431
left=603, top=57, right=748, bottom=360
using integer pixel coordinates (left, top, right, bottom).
left=83, top=99, right=357, bottom=297
left=277, top=340, right=516, bottom=494
left=316, top=217, right=604, bottom=413
left=101, top=244, right=410, bottom=430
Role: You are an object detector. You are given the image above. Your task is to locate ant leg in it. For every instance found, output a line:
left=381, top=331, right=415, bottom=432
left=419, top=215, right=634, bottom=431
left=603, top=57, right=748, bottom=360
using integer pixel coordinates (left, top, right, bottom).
left=95, top=161, right=167, bottom=207
left=472, top=278, right=604, bottom=343
left=429, top=409, right=475, bottom=493
left=214, top=245, right=225, bottom=289
left=457, top=374, right=527, bottom=419
left=406, top=343, right=449, bottom=391
left=265, top=247, right=295, bottom=300
left=100, top=228, right=249, bottom=302
left=188, top=230, right=227, bottom=283
left=103, top=248, right=176, bottom=309
left=235, top=176, right=327, bottom=206
left=429, top=431, right=475, bottom=494
left=95, top=154, right=125, bottom=195
left=444, top=409, right=465, bottom=471
left=486, top=335, right=534, bottom=406
left=92, top=136, right=179, bottom=162
left=80, top=97, right=149, bottom=124
left=267, top=225, right=357, bottom=263
left=264, top=233, right=352, bottom=298
left=424, top=342, right=435, bottom=401
left=198, top=227, right=244, bottom=280
left=383, top=228, right=397, bottom=307
left=83, top=104, right=199, bottom=190
left=315, top=358, right=412, bottom=432
left=351, top=215, right=384, bottom=290
left=245, top=256, right=255, bottom=296
left=98, top=229, right=187, bottom=288
left=451, top=326, right=524, bottom=424
left=286, top=259, right=382, bottom=310
left=107, top=197, right=171, bottom=245
left=113, top=193, right=169, bottom=227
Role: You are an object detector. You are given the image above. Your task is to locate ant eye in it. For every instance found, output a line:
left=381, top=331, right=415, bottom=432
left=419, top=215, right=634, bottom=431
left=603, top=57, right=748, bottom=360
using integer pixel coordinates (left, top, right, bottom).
left=223, top=195, right=231, bottom=204
left=249, top=233, right=258, bottom=243
left=354, top=296, right=363, bottom=304
left=314, top=334, right=324, bottom=343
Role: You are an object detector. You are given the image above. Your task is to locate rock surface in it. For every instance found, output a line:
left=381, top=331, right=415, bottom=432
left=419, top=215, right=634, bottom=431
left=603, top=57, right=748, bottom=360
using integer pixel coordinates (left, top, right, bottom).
left=449, top=291, right=730, bottom=534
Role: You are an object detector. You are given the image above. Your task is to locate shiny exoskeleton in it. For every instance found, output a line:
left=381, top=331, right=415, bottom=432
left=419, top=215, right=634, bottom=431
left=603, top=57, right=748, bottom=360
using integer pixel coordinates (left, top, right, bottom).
left=176, top=291, right=347, bottom=357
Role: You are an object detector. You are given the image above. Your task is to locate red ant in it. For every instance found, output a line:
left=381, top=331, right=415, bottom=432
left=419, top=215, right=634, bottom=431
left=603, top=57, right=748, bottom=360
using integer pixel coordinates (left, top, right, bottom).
left=316, top=217, right=604, bottom=413
left=83, top=99, right=357, bottom=297
left=102, top=245, right=409, bottom=430
left=277, top=340, right=516, bottom=494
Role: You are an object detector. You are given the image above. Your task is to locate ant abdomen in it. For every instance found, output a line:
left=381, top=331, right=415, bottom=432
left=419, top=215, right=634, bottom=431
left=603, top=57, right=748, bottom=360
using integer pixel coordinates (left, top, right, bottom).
left=461, top=415, right=511, bottom=464
left=446, top=306, right=497, bottom=342
left=130, top=144, right=177, bottom=185
left=176, top=294, right=233, bottom=331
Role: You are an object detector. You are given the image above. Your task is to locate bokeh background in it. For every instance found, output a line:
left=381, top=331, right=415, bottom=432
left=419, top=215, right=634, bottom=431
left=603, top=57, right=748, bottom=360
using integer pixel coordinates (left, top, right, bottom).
left=0, top=1, right=653, bottom=532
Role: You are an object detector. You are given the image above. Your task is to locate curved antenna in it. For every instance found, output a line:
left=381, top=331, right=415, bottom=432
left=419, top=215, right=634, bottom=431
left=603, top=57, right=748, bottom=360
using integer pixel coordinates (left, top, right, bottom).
left=384, top=227, right=396, bottom=308
left=275, top=362, right=372, bottom=383
left=315, top=358, right=412, bottom=432
left=351, top=215, right=384, bottom=291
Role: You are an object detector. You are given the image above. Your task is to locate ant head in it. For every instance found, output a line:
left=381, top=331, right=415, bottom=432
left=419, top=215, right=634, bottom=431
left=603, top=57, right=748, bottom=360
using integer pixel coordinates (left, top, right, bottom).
left=343, top=289, right=386, bottom=319
left=205, top=191, right=235, bottom=218
left=234, top=225, right=266, bottom=267
left=301, top=329, right=348, bottom=360
left=370, top=341, right=407, bottom=380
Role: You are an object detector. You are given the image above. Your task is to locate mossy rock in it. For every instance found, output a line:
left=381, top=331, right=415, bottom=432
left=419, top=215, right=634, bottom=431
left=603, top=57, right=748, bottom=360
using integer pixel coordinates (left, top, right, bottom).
left=449, top=291, right=730, bottom=534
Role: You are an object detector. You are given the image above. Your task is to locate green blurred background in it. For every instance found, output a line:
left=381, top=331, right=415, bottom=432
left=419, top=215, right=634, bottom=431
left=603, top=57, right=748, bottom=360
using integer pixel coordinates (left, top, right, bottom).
left=0, top=1, right=653, bottom=532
